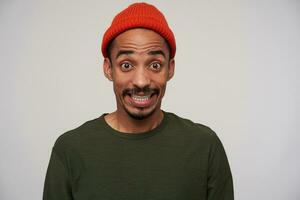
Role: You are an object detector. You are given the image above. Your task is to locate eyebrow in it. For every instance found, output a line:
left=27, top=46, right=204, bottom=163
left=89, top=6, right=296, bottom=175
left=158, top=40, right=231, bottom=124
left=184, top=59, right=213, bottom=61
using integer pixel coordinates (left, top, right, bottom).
left=116, top=50, right=134, bottom=59
left=147, top=50, right=166, bottom=58
left=115, top=49, right=166, bottom=59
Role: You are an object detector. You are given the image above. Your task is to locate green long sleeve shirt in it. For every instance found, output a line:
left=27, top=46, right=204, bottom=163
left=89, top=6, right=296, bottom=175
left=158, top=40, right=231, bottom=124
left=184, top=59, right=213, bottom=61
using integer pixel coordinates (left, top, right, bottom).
left=43, top=111, right=234, bottom=200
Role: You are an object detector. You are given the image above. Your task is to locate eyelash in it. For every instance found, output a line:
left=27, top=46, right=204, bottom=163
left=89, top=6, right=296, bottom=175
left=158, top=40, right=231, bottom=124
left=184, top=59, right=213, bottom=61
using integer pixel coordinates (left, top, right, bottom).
left=120, top=62, right=133, bottom=71
left=119, top=61, right=163, bottom=72
left=149, top=62, right=162, bottom=71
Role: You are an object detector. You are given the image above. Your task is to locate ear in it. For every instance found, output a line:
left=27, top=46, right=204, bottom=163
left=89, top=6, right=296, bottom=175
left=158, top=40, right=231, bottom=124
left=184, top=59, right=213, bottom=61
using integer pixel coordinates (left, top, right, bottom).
left=103, top=58, right=113, bottom=81
left=167, top=58, right=175, bottom=81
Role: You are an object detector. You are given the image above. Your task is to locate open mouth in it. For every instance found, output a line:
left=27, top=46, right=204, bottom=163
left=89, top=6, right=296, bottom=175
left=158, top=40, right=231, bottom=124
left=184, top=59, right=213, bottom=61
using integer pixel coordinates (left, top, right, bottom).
left=123, top=89, right=159, bottom=108
left=131, top=94, right=151, bottom=102
left=130, top=93, right=156, bottom=107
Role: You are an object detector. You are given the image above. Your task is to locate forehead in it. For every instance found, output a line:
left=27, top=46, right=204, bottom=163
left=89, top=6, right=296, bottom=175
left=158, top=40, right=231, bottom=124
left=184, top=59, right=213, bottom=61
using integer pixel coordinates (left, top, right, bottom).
left=111, top=28, right=169, bottom=56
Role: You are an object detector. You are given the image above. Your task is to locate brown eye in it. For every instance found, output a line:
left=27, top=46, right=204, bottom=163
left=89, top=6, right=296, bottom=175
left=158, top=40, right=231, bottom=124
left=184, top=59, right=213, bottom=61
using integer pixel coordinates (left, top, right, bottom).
left=150, top=62, right=161, bottom=71
left=120, top=62, right=133, bottom=71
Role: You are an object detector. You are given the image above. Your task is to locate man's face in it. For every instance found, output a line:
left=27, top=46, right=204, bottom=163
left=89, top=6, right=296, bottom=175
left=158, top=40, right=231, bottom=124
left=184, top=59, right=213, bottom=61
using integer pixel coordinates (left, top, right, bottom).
left=103, top=28, right=175, bottom=120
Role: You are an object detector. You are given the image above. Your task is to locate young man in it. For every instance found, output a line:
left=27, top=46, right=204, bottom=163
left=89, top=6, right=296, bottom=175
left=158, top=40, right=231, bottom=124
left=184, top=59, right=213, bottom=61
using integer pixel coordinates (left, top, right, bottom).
left=43, top=2, right=234, bottom=200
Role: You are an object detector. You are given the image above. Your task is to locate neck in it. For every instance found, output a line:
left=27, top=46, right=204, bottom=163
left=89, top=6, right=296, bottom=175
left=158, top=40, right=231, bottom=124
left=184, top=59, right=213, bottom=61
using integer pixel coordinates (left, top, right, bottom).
left=104, top=109, right=164, bottom=134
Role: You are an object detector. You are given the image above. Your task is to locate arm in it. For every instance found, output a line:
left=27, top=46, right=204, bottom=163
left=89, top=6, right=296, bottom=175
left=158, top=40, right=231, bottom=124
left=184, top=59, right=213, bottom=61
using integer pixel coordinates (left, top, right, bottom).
left=43, top=148, right=73, bottom=200
left=207, top=133, right=234, bottom=200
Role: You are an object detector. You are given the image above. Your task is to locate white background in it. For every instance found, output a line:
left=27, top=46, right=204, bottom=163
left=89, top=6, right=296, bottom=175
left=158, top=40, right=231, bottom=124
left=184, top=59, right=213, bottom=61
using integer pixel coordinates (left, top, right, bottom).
left=1, top=0, right=299, bottom=199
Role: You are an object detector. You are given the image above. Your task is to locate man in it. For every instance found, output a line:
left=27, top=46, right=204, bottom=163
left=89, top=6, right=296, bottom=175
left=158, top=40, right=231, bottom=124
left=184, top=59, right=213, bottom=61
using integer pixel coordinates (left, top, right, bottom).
left=43, top=2, right=234, bottom=200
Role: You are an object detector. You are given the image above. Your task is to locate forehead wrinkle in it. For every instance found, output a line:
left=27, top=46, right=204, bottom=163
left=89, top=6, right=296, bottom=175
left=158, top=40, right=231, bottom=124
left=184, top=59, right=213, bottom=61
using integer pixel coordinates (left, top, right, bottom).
left=117, top=42, right=167, bottom=57
left=111, top=29, right=170, bottom=59
left=119, top=41, right=163, bottom=49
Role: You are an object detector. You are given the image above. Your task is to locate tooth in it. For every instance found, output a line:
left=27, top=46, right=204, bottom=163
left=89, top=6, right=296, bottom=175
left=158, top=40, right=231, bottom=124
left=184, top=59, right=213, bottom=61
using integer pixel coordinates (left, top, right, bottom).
left=132, top=95, right=150, bottom=102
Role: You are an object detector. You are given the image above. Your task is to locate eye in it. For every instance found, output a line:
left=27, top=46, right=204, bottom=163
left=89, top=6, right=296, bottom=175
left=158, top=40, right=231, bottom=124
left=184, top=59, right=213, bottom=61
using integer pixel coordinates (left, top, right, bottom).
left=120, top=62, right=133, bottom=71
left=149, top=62, right=161, bottom=71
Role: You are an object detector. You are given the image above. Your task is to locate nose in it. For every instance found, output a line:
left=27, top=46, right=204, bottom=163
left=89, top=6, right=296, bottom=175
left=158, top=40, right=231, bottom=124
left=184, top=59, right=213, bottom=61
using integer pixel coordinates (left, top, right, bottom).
left=132, top=67, right=150, bottom=89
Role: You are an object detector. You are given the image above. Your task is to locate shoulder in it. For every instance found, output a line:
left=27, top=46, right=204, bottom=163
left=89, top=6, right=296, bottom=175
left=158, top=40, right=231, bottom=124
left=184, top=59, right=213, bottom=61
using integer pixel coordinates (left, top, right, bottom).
left=53, top=116, right=102, bottom=152
left=165, top=112, right=219, bottom=143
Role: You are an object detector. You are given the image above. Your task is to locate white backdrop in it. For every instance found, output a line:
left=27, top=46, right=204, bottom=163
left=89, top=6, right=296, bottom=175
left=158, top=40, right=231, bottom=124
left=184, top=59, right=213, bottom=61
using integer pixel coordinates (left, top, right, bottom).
left=1, top=0, right=299, bottom=199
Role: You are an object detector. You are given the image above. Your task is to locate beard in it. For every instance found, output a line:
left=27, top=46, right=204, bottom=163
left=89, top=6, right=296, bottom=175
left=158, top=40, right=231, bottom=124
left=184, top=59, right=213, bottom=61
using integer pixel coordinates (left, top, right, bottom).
left=122, top=86, right=160, bottom=120
left=124, top=106, right=157, bottom=120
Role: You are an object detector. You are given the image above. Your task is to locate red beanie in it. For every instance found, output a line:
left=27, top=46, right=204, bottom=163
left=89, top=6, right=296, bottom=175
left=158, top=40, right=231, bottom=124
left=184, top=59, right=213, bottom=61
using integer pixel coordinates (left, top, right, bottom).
left=101, top=2, right=176, bottom=58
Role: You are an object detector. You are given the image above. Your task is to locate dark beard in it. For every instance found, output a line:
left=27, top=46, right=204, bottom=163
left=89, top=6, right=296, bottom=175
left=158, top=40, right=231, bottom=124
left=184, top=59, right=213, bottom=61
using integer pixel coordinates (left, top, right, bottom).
left=121, top=86, right=160, bottom=120
left=124, top=106, right=156, bottom=120
left=122, top=86, right=159, bottom=97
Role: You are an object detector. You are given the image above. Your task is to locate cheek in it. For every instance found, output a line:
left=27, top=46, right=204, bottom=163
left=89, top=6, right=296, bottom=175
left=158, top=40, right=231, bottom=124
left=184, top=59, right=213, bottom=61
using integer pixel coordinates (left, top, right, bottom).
left=112, top=76, right=131, bottom=94
left=153, top=75, right=168, bottom=89
left=113, top=81, right=124, bottom=95
left=154, top=75, right=169, bottom=96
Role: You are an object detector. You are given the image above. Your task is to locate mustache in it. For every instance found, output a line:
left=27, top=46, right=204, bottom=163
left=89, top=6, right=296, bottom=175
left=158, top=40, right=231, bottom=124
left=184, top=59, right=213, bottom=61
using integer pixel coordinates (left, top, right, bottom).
left=122, top=87, right=159, bottom=96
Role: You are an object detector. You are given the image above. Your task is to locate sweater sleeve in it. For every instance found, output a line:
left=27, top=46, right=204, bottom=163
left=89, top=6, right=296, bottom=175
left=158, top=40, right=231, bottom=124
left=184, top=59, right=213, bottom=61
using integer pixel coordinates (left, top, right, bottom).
left=43, top=148, right=73, bottom=200
left=207, top=132, right=234, bottom=200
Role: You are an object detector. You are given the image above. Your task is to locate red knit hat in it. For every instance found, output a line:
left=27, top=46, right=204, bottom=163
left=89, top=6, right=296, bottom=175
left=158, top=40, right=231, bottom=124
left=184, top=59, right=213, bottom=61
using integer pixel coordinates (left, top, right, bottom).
left=101, top=2, right=176, bottom=58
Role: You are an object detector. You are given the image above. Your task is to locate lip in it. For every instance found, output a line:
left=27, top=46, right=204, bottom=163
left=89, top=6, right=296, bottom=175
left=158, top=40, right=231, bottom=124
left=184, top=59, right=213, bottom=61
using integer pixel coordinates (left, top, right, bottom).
left=126, top=93, right=157, bottom=108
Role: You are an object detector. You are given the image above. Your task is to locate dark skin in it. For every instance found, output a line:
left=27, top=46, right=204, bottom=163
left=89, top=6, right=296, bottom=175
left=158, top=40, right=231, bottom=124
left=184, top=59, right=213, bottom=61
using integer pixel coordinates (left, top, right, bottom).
left=103, top=28, right=175, bottom=134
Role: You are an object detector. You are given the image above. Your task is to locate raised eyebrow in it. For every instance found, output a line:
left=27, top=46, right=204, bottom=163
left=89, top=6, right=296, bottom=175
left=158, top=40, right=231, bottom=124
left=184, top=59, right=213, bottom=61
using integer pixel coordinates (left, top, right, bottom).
left=116, top=50, right=134, bottom=59
left=147, top=50, right=166, bottom=58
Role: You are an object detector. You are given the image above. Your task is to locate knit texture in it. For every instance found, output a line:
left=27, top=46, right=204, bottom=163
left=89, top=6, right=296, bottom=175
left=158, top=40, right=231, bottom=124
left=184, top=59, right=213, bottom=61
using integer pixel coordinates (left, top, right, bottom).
left=101, top=2, right=176, bottom=58
left=43, top=112, right=234, bottom=199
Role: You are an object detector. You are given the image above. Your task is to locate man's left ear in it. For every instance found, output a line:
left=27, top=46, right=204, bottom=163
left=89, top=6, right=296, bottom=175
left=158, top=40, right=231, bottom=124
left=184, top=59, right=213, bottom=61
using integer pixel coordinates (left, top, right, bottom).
left=167, top=58, right=175, bottom=81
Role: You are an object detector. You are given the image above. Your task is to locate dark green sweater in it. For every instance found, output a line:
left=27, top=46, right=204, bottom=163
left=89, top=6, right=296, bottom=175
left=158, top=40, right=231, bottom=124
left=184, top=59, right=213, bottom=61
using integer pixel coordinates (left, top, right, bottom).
left=43, top=112, right=233, bottom=200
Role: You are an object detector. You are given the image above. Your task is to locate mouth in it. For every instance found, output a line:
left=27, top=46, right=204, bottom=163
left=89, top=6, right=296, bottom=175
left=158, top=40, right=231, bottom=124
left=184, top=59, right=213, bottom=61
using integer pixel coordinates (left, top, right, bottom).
left=123, top=89, right=159, bottom=108
left=131, top=94, right=151, bottom=102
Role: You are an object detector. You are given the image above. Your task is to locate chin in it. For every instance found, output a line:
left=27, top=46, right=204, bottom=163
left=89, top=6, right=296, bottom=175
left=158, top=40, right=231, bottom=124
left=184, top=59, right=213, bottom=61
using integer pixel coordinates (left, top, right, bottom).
left=124, top=106, right=157, bottom=120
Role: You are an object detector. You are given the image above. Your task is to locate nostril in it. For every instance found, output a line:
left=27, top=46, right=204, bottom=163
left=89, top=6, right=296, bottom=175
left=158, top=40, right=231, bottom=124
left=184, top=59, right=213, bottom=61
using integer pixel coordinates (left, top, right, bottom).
left=132, top=71, right=150, bottom=88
